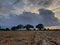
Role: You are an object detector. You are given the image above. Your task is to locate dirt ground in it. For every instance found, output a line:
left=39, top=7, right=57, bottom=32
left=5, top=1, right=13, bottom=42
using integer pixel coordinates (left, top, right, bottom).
left=0, top=31, right=60, bottom=45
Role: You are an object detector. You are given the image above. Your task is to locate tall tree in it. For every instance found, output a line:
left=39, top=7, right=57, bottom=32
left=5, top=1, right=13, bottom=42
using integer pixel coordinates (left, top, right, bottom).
left=5, top=28, right=10, bottom=31
left=24, top=24, right=34, bottom=30
left=16, top=24, right=23, bottom=29
left=11, top=26, right=17, bottom=31
left=36, top=24, right=44, bottom=30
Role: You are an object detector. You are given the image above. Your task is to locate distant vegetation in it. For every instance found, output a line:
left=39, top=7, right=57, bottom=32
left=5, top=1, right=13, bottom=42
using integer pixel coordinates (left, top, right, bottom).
left=0, top=24, right=60, bottom=31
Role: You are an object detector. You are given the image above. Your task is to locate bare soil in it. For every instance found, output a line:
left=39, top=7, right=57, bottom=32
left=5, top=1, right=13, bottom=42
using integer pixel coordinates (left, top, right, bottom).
left=0, top=31, right=60, bottom=45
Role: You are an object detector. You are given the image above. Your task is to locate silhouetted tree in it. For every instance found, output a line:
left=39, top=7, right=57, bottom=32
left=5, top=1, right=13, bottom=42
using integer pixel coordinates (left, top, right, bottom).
left=0, top=26, right=5, bottom=31
left=24, top=24, right=34, bottom=30
left=36, top=24, right=44, bottom=30
left=47, top=28, right=50, bottom=30
left=34, top=28, right=36, bottom=30
left=44, top=28, right=46, bottom=30
left=5, top=28, right=10, bottom=31
left=16, top=24, right=23, bottom=29
left=11, top=26, right=17, bottom=31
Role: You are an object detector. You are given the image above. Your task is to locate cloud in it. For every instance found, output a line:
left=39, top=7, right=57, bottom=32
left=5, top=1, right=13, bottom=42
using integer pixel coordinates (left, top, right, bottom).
left=27, top=0, right=53, bottom=8
left=0, top=0, right=60, bottom=28
left=39, top=9, right=59, bottom=26
left=0, top=9, right=59, bottom=28
left=0, top=0, right=53, bottom=15
left=0, top=0, right=60, bottom=15
left=0, top=12, right=43, bottom=28
left=12, top=0, right=53, bottom=14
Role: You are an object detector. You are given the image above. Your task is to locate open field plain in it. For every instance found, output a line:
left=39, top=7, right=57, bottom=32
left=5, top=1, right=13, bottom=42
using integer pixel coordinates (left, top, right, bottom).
left=0, top=31, right=60, bottom=45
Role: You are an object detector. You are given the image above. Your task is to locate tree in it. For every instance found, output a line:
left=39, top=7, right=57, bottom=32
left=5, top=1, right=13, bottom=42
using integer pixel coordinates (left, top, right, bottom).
left=24, top=24, right=34, bottom=30
left=16, top=24, right=23, bottom=29
left=11, top=26, right=17, bottom=31
left=5, top=28, right=10, bottom=31
left=36, top=24, right=44, bottom=30
left=0, top=26, right=5, bottom=31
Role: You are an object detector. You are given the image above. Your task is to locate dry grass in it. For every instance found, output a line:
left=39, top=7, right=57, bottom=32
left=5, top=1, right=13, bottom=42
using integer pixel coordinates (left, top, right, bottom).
left=0, top=31, right=60, bottom=45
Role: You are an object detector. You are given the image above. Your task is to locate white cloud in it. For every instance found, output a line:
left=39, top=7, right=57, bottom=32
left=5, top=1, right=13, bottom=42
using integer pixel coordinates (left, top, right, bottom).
left=0, top=0, right=60, bottom=28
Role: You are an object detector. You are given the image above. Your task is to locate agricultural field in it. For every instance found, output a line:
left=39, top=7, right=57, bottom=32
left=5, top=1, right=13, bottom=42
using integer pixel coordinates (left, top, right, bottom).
left=0, top=31, right=60, bottom=45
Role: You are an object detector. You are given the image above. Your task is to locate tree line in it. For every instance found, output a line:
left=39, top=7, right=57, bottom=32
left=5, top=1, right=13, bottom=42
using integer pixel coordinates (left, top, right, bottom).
left=0, top=24, right=46, bottom=31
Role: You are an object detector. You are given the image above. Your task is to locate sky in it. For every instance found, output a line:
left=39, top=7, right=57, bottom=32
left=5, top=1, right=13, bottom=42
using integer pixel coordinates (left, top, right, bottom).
left=0, top=0, right=60, bottom=29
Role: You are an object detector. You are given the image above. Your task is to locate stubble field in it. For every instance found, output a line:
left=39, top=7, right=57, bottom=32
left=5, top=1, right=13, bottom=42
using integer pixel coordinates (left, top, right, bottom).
left=0, top=31, right=60, bottom=45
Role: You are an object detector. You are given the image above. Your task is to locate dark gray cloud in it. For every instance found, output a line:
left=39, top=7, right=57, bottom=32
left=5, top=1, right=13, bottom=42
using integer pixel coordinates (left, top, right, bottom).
left=0, top=12, right=41, bottom=28
left=0, top=9, right=59, bottom=28
left=0, top=0, right=60, bottom=14
left=0, top=0, right=60, bottom=28
left=39, top=9, right=59, bottom=26
left=13, top=0, right=22, bottom=5
left=27, top=0, right=53, bottom=8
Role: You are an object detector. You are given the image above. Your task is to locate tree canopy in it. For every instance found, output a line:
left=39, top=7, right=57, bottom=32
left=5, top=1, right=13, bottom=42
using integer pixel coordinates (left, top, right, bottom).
left=36, top=24, right=44, bottom=30
left=24, top=24, right=34, bottom=30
